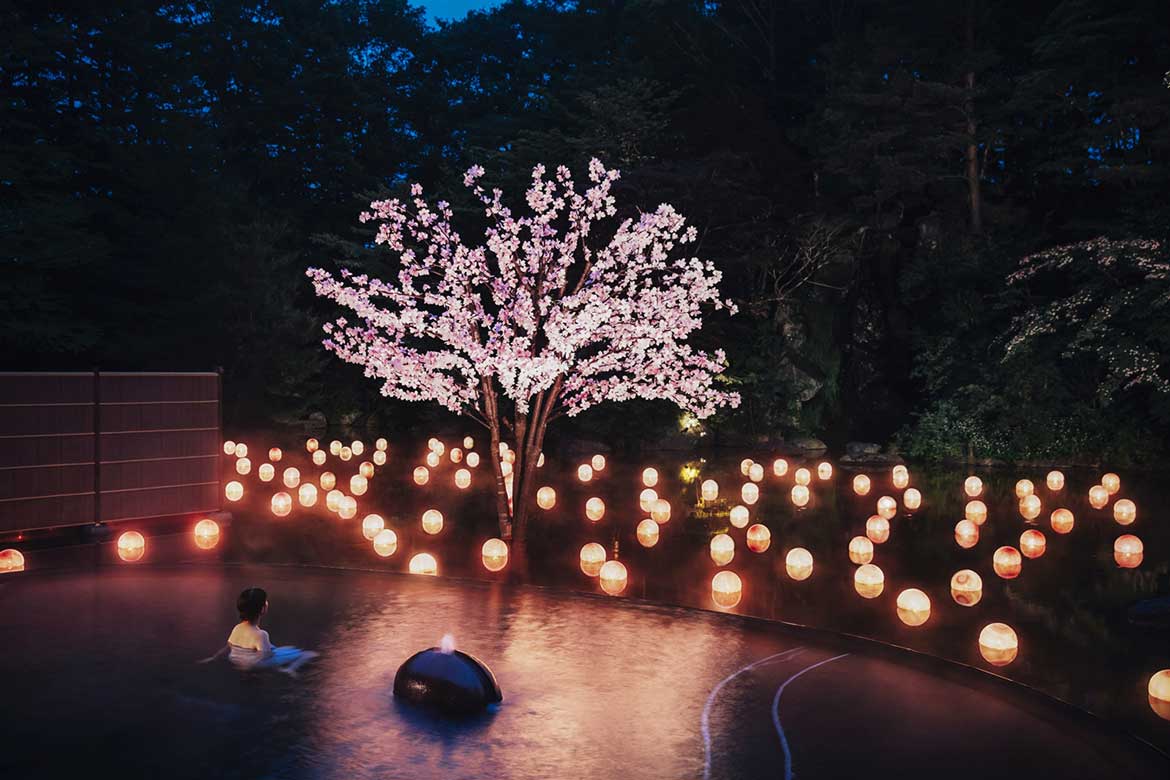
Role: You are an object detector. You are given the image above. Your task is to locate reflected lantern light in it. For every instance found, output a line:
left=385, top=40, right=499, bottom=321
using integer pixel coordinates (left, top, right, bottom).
left=866, top=515, right=890, bottom=544
left=455, top=468, right=471, bottom=489
left=979, top=623, right=1019, bottom=667
left=1046, top=470, right=1065, bottom=491
left=1088, top=485, right=1109, bottom=509
left=421, top=509, right=444, bottom=535
left=312, top=450, right=327, bottom=466
left=642, top=467, right=659, bottom=487
left=298, top=483, right=318, bottom=507
left=729, top=505, right=750, bottom=528
left=577, top=464, right=594, bottom=482
left=853, top=474, right=871, bottom=496
left=413, top=467, right=430, bottom=486
left=282, top=467, right=300, bottom=488
left=790, top=484, right=810, bottom=507
left=591, top=454, right=606, bottom=472
left=258, top=463, right=275, bottom=482
left=234, top=443, right=248, bottom=458
left=955, top=520, right=979, bottom=549
left=817, top=462, right=833, bottom=480
left=746, top=524, right=771, bottom=553
left=711, top=571, right=743, bottom=608
left=537, top=487, right=557, bottom=510
left=741, top=482, right=760, bottom=505
left=409, top=553, right=437, bottom=576
left=772, top=459, right=789, bottom=477
left=1019, top=529, right=1046, bottom=559
left=896, top=588, right=931, bottom=626
left=876, top=496, right=897, bottom=520
left=225, top=481, right=244, bottom=502
left=235, top=457, right=251, bottom=476
left=350, top=475, right=368, bottom=496
left=848, top=535, right=873, bottom=564
left=651, top=499, right=671, bottom=524
left=1015, top=479, right=1034, bottom=498
left=794, top=468, right=811, bottom=486
left=0, top=548, right=26, bottom=573
left=636, top=519, right=660, bottom=547
left=482, top=538, right=508, bottom=572
left=1050, top=508, right=1075, bottom=534
left=372, top=529, right=397, bottom=557
left=964, top=476, right=983, bottom=497
left=1114, top=534, right=1143, bottom=568
left=639, top=488, right=659, bottom=513
left=950, top=569, right=983, bottom=606
left=749, top=462, right=765, bottom=483
left=701, top=479, right=719, bottom=502
left=338, top=496, right=357, bottom=520
left=376, top=437, right=389, bottom=451
left=854, top=564, right=884, bottom=598
left=579, top=543, right=606, bottom=576
left=710, top=533, right=735, bottom=566
left=359, top=461, right=375, bottom=478
left=1148, top=670, right=1170, bottom=721
left=271, top=492, right=293, bottom=517
left=268, top=447, right=282, bottom=462
left=785, top=548, right=813, bottom=581
left=306, top=438, right=319, bottom=453
left=1113, top=499, right=1136, bottom=525
left=585, top=497, right=606, bottom=522
left=993, top=546, right=1022, bottom=579
left=362, top=513, right=385, bottom=540
left=117, top=531, right=146, bottom=562
left=193, top=519, right=220, bottom=550
left=903, top=488, right=922, bottom=511
left=892, top=465, right=909, bottom=489
left=965, top=500, right=988, bottom=525
left=320, top=471, right=337, bottom=491
left=1101, top=472, right=1120, bottom=495
left=325, top=489, right=343, bottom=512
left=1019, top=494, right=1042, bottom=521
left=599, top=560, right=628, bottom=595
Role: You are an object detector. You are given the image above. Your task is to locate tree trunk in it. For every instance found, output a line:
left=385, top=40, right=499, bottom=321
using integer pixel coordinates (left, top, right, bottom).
left=964, top=0, right=983, bottom=235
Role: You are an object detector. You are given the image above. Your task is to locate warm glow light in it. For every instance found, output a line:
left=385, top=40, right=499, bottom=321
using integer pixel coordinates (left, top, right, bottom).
left=306, top=438, right=319, bottom=453
left=785, top=547, right=813, bottom=581
left=235, top=457, right=251, bottom=475
left=643, top=467, right=659, bottom=487
left=298, top=483, right=318, bottom=507
left=1113, top=499, right=1136, bottom=525
left=701, top=479, right=719, bottom=502
left=330, top=440, right=342, bottom=456
left=372, top=528, right=397, bottom=557
left=892, top=465, right=909, bottom=489
left=1088, top=485, right=1109, bottom=509
left=794, top=467, right=811, bottom=486
left=749, top=462, right=765, bottom=483
left=340, top=446, right=353, bottom=462
left=482, top=538, right=509, bottom=572
left=282, top=468, right=300, bottom=489
left=351, top=441, right=365, bottom=456
left=268, top=447, right=282, bottom=462
left=585, top=497, right=606, bottom=522
left=258, top=463, right=275, bottom=482
left=817, top=461, right=833, bottom=480
left=636, top=519, right=660, bottom=547
left=320, top=471, right=336, bottom=491
left=639, top=488, right=659, bottom=513
left=577, top=464, right=594, bottom=482
left=1114, top=534, right=1143, bottom=568
left=599, top=560, right=628, bottom=595
left=223, top=440, right=237, bottom=456
left=993, top=546, right=1022, bottom=579
left=1020, top=529, right=1046, bottom=559
left=1148, top=670, right=1170, bottom=721
left=537, top=486, right=557, bottom=510
left=710, top=533, right=735, bottom=566
left=377, top=437, right=389, bottom=452
left=312, top=450, right=327, bottom=466
left=848, top=535, right=873, bottom=564
left=338, top=496, right=357, bottom=520
left=854, top=564, right=884, bottom=598
left=965, top=500, right=988, bottom=525
left=271, top=492, right=292, bottom=517
left=979, top=623, right=1019, bottom=667
left=225, top=481, right=243, bottom=502
left=964, top=476, right=983, bottom=497
left=413, top=466, right=430, bottom=486
left=954, top=520, right=979, bottom=549
left=350, top=474, right=368, bottom=496
left=1102, top=472, right=1120, bottom=495
left=711, top=571, right=743, bottom=608
left=876, top=496, right=897, bottom=520
left=466, top=451, right=479, bottom=468
left=741, top=482, right=760, bottom=505
left=325, top=489, right=343, bottom=512
left=950, top=569, right=982, bottom=606
left=359, top=461, right=375, bottom=479
left=1019, top=494, right=1042, bottom=521
left=729, top=504, right=750, bottom=528
left=740, top=458, right=754, bottom=476
left=896, top=588, right=930, bottom=626
left=0, top=548, right=26, bottom=573
left=193, top=519, right=220, bottom=550
left=772, top=459, right=788, bottom=477
left=866, top=515, right=890, bottom=544
left=450, top=447, right=463, bottom=463
left=409, top=553, right=437, bottom=576
left=362, top=513, right=385, bottom=540
left=853, top=474, right=871, bottom=496
left=790, top=484, right=810, bottom=507
left=425, top=451, right=440, bottom=468
left=591, top=454, right=607, bottom=472
left=1015, top=479, right=1034, bottom=499
left=235, top=443, right=248, bottom=458
left=117, top=531, right=145, bottom=562
left=903, top=488, right=922, bottom=511
left=1046, top=470, right=1064, bottom=491
left=430, top=439, right=445, bottom=456
left=421, top=509, right=443, bottom=535
left=651, top=499, right=672, bottom=524
left=580, top=543, right=606, bottom=576
left=373, top=450, right=387, bottom=466
left=462, top=436, right=473, bottom=450
left=455, top=468, right=471, bottom=489
left=1050, top=508, right=1074, bottom=534
left=746, top=524, right=771, bottom=553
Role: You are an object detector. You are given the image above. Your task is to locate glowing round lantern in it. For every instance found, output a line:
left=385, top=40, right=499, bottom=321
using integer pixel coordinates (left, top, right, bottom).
left=372, top=450, right=387, bottom=466
left=1114, top=534, right=1143, bottom=568
left=324, top=489, right=342, bottom=512
left=896, top=588, right=930, bottom=626
left=258, top=463, right=275, bottom=482
left=329, top=440, right=342, bottom=456
left=282, top=468, right=300, bottom=489
left=740, top=458, right=754, bottom=476
left=580, top=543, right=606, bottom=576
left=465, top=451, right=479, bottom=468
left=455, top=468, right=471, bottom=489
left=450, top=448, right=463, bottom=464
left=963, top=500, right=987, bottom=526
left=790, top=484, right=810, bottom=507
left=1113, top=499, right=1136, bottom=525
left=1088, top=485, right=1109, bottom=509
left=193, top=519, right=220, bottom=550
left=591, top=454, right=606, bottom=472
left=1102, top=472, right=1120, bottom=495
left=866, top=515, right=890, bottom=544
left=338, top=496, right=357, bottom=520
left=729, top=505, right=750, bottom=528
left=340, top=447, right=353, bottom=462
left=642, top=467, right=659, bottom=487
left=421, top=509, right=443, bottom=535
left=741, top=482, right=759, bottom=505
left=817, top=461, right=833, bottom=481
left=746, top=524, right=771, bottom=553
left=701, top=479, right=719, bottom=501
left=1046, top=470, right=1065, bottom=491
left=431, top=440, right=445, bottom=456
left=235, top=457, right=251, bottom=476
left=1015, top=479, right=1034, bottom=498
left=0, top=548, right=26, bottom=573
left=425, top=451, right=440, bottom=468
left=876, top=496, right=897, bottom=520
left=362, top=513, right=385, bottom=540
left=268, top=447, right=282, bottom=463
left=979, top=623, right=1019, bottom=667
left=482, top=538, right=508, bottom=572
left=306, top=438, right=319, bottom=453
left=639, top=488, right=659, bottom=513
left=749, top=462, right=765, bottom=483
left=372, top=529, right=397, bottom=557
left=711, top=571, right=743, bottom=608
left=1019, top=494, right=1042, bottom=521
left=320, top=471, right=337, bottom=491
left=773, top=459, right=789, bottom=477
left=650, top=499, right=671, bottom=524
left=950, top=569, right=982, bottom=606
left=297, top=483, right=318, bottom=507
left=237, top=443, right=250, bottom=458
left=848, top=536, right=873, bottom=564
left=636, top=519, right=660, bottom=547
left=964, top=476, right=983, bottom=497
left=271, top=492, right=292, bottom=517
left=461, top=436, right=473, bottom=449
left=955, top=519, right=979, bottom=549
left=537, top=487, right=556, bottom=510
left=599, top=560, right=628, bottom=595
left=892, top=465, right=909, bottom=489
left=350, top=475, right=368, bottom=496
left=377, top=437, right=389, bottom=452
left=359, top=461, right=375, bottom=479
left=413, top=466, right=430, bottom=486
left=993, top=546, right=1022, bottom=579
left=1148, top=670, right=1170, bottom=721
left=577, top=464, right=593, bottom=482
left=225, top=481, right=244, bottom=502
left=710, top=533, right=735, bottom=566
left=903, top=488, right=922, bottom=511
left=223, top=440, right=237, bottom=456
left=854, top=564, right=884, bottom=599
left=794, top=467, right=811, bottom=486
left=785, top=548, right=813, bottom=581
left=585, top=497, right=606, bottom=522
left=312, top=450, right=327, bottom=466
left=409, top=553, right=437, bottom=576
left=351, top=441, right=365, bottom=456
left=853, top=474, right=871, bottom=496
left=117, top=531, right=145, bottom=562
left=1050, top=508, right=1074, bottom=534
left=1020, top=529, right=1046, bottom=559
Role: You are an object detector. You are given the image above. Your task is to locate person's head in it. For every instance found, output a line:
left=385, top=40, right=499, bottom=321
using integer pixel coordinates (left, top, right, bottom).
left=237, top=587, right=268, bottom=623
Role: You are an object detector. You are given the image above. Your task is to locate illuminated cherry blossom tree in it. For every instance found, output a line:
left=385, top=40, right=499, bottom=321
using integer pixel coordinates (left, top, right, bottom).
left=308, top=159, right=739, bottom=570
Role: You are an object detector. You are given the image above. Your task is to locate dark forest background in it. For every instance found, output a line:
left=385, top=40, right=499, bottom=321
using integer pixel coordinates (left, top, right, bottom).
left=3, top=0, right=1169, bottom=462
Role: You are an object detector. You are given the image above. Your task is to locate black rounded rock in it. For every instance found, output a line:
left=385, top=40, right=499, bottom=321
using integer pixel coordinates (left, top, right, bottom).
left=393, top=648, right=502, bottom=714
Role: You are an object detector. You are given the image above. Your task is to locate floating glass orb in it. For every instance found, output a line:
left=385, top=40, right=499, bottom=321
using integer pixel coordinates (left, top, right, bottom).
left=421, top=509, right=443, bottom=535
left=117, top=531, right=145, bottom=562
left=235, top=457, right=251, bottom=476
left=225, top=481, right=244, bottom=501
left=1020, top=529, right=1046, bottom=559
left=866, top=515, right=890, bottom=544
left=465, top=451, right=479, bottom=468
left=965, top=500, right=988, bottom=525
left=1050, top=508, right=1074, bottom=534
left=409, top=553, right=438, bottom=576
left=338, top=496, right=357, bottom=520
left=234, top=443, right=248, bottom=458
left=500, top=461, right=513, bottom=478
left=1015, top=479, right=1034, bottom=499
left=537, top=486, right=556, bottom=510
left=710, top=533, right=735, bottom=566
left=1088, top=485, right=1109, bottom=509
left=450, top=448, right=463, bottom=464
left=340, top=446, right=353, bottom=462
left=268, top=447, right=282, bottom=463
left=585, top=497, right=606, bottom=522
left=741, top=483, right=760, bottom=505
left=1114, top=534, right=1143, bottom=568
left=320, top=471, right=337, bottom=491
left=794, top=468, right=811, bottom=486
left=591, top=454, right=606, bottom=472
left=955, top=519, right=979, bottom=549
left=773, top=459, right=789, bottom=477
left=599, top=560, right=628, bottom=595
left=785, top=548, right=813, bottom=581
left=298, top=482, right=318, bottom=507
left=740, top=458, right=754, bottom=476
left=711, top=571, right=743, bottom=608
left=854, top=564, right=884, bottom=599
left=193, top=519, right=220, bottom=550
left=892, top=465, right=909, bottom=489
left=729, top=504, right=750, bottom=528
left=0, top=548, right=26, bottom=573
left=639, top=488, right=659, bottom=513
left=903, top=488, right=922, bottom=511
left=848, top=536, right=874, bottom=564
left=993, top=546, right=1022, bottom=579
left=271, top=492, right=292, bottom=517
left=1113, top=499, right=1136, bottom=525
left=325, top=489, right=343, bottom=512
left=351, top=441, right=365, bottom=456
left=482, top=538, right=508, bottom=572
left=651, top=499, right=671, bottom=524
left=223, top=440, right=237, bottom=456
left=462, top=436, right=473, bottom=450
left=580, top=543, right=606, bottom=577
left=950, top=569, right=982, bottom=606
left=1149, top=670, right=1170, bottom=721
left=853, top=474, right=871, bottom=496
left=373, top=528, right=397, bottom=557
left=1101, top=472, right=1120, bottom=495
left=1046, top=470, right=1064, bottom=491
left=790, top=484, right=810, bottom=507
left=746, top=524, right=771, bottom=553
left=359, top=461, right=375, bottom=479
left=642, top=467, right=659, bottom=487
left=577, top=464, right=594, bottom=482
left=282, top=467, right=300, bottom=489
left=455, top=468, right=471, bottom=489
left=964, top=476, right=983, bottom=497
left=636, top=519, right=660, bottom=548
left=312, top=450, right=327, bottom=466
left=896, top=588, right=931, bottom=626
left=350, top=475, right=368, bottom=496
left=701, top=479, right=719, bottom=501
left=329, top=440, right=342, bottom=456
left=979, top=623, right=1019, bottom=667
left=817, top=462, right=833, bottom=480
left=749, top=462, right=765, bottom=483
left=377, top=437, right=389, bottom=452
left=876, top=496, right=897, bottom=520
left=413, top=466, right=430, bottom=486
left=425, top=451, right=440, bottom=468
left=258, top=463, right=275, bottom=482
left=1019, top=494, right=1042, bottom=521
left=362, top=513, right=385, bottom=540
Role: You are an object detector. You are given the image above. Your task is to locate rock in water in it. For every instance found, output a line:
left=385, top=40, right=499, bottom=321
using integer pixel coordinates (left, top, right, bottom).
left=393, top=648, right=503, bottom=714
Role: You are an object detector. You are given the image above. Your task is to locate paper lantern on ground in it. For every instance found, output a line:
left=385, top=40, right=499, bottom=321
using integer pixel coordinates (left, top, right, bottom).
left=223, top=440, right=237, bottom=455
left=306, top=438, right=319, bottom=452
left=577, top=464, right=593, bottom=482
left=425, top=451, right=440, bottom=468
left=979, top=623, right=1019, bottom=667
left=1050, top=508, right=1074, bottom=534
left=258, top=463, right=275, bottom=482
left=422, top=509, right=444, bottom=535
left=268, top=447, right=282, bottom=463
left=312, top=450, right=327, bottom=466
left=790, top=484, right=810, bottom=507
left=1020, top=529, right=1046, bottom=559
left=642, top=467, right=659, bottom=487
left=740, top=458, right=754, bottom=476
left=414, top=467, right=430, bottom=486
left=1113, top=499, right=1136, bottom=525
left=377, top=437, right=389, bottom=451
left=993, top=546, right=1022, bottom=579
left=537, top=487, right=556, bottom=510
left=599, top=560, right=627, bottom=595
left=746, top=524, right=771, bottom=553
left=853, top=474, right=871, bottom=496
left=117, top=531, right=145, bottom=562
left=866, top=515, right=890, bottom=544
left=1046, top=470, right=1065, bottom=491
left=329, top=440, right=342, bottom=456
left=362, top=514, right=385, bottom=540
left=817, top=461, right=833, bottom=480
left=639, top=488, right=659, bottom=512
left=235, top=457, right=251, bottom=476
left=892, top=465, right=909, bottom=489
left=591, top=454, right=606, bottom=472
left=711, top=571, right=743, bottom=608
left=409, top=553, right=437, bottom=576
left=785, top=548, right=813, bottom=581
left=964, top=476, right=983, bottom=497
left=903, top=488, right=922, bottom=511
left=450, top=448, right=463, bottom=464
left=0, top=548, right=26, bottom=573
left=1088, top=485, right=1109, bottom=509
left=749, top=462, right=765, bottom=483
left=848, top=536, right=873, bottom=564
left=794, top=467, right=811, bottom=486
left=282, top=467, right=300, bottom=488
left=298, top=483, right=318, bottom=507
left=271, top=492, right=293, bottom=517
left=710, top=533, right=735, bottom=566
left=350, top=475, right=368, bottom=496
left=955, top=520, right=979, bottom=549
left=1114, top=534, right=1143, bottom=568
left=372, top=529, right=397, bottom=557
left=325, top=489, right=343, bottom=512
left=896, top=589, right=931, bottom=626
left=351, top=441, right=365, bottom=456
left=340, top=447, right=353, bottom=462
left=482, top=538, right=508, bottom=572
left=455, top=468, right=471, bottom=489
left=193, top=519, right=220, bottom=550
left=876, top=496, right=897, bottom=520
left=359, top=461, right=375, bottom=479
left=729, top=504, right=750, bottom=528
left=651, top=499, right=671, bottom=524
left=1019, top=494, right=1041, bottom=521
left=741, top=483, right=760, bottom=505
left=339, top=495, right=357, bottom=520
left=585, top=497, right=606, bottom=522
left=320, top=471, right=336, bottom=490
left=636, top=519, right=660, bottom=548
left=701, top=479, right=719, bottom=501
left=1102, top=472, right=1120, bottom=495
left=1149, top=670, right=1170, bottom=721
left=965, top=500, right=988, bottom=525
left=580, top=543, right=606, bottom=576
left=950, top=569, right=982, bottom=606
left=1015, top=479, right=1034, bottom=498
left=225, top=481, right=244, bottom=501
left=773, top=459, right=789, bottom=477
left=854, top=564, right=884, bottom=598
left=465, top=452, right=479, bottom=468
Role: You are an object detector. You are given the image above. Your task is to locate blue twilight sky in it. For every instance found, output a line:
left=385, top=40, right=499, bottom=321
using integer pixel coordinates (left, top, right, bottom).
left=423, top=0, right=501, bottom=23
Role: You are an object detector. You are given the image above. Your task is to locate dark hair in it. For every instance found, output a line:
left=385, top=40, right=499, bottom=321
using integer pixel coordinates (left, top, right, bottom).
left=237, top=587, right=268, bottom=623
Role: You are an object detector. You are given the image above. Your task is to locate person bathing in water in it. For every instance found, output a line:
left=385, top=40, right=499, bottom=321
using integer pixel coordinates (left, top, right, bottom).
left=200, top=587, right=317, bottom=675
